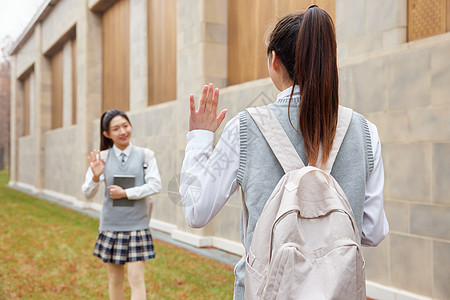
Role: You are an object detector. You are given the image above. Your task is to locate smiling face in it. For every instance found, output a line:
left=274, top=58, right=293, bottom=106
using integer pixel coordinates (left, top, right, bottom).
left=103, top=115, right=132, bottom=150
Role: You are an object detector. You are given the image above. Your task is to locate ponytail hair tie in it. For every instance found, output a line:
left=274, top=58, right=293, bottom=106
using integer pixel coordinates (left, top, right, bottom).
left=308, top=4, right=318, bottom=9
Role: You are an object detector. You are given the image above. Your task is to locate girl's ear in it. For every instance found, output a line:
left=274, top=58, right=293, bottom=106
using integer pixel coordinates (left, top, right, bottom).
left=103, top=131, right=110, bottom=139
left=270, top=50, right=280, bottom=71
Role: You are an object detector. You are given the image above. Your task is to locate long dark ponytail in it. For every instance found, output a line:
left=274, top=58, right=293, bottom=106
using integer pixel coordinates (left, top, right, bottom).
left=267, top=6, right=338, bottom=167
left=296, top=5, right=338, bottom=167
left=100, top=109, right=132, bottom=151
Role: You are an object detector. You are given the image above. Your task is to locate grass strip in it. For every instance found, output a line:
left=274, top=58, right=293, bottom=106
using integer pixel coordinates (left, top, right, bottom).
left=0, top=170, right=234, bottom=299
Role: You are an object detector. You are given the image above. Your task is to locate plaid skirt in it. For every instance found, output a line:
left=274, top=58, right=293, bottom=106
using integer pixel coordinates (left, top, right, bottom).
left=94, top=228, right=155, bottom=264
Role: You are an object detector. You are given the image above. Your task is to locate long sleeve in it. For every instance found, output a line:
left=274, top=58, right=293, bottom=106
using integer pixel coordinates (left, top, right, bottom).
left=125, top=149, right=162, bottom=199
left=361, top=122, right=390, bottom=246
left=180, top=116, right=240, bottom=228
left=81, top=167, right=104, bottom=199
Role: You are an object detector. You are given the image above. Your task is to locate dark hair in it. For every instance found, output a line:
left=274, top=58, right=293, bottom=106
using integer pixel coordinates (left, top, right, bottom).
left=100, top=109, right=132, bottom=151
left=267, top=11, right=305, bottom=81
left=267, top=6, right=338, bottom=167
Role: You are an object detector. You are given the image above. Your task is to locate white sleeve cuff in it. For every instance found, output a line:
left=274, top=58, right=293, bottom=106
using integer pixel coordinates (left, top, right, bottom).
left=125, top=188, right=135, bottom=199
left=186, top=130, right=215, bottom=151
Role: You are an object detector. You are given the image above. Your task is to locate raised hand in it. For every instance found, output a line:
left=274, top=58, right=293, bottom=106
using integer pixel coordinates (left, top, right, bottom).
left=88, top=150, right=105, bottom=182
left=189, top=83, right=228, bottom=132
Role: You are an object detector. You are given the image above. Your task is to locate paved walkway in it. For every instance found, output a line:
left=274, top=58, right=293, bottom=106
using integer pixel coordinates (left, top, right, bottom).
left=11, top=185, right=241, bottom=268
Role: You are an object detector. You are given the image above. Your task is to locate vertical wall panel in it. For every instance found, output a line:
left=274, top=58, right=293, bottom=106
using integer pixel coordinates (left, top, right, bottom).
left=148, top=0, right=177, bottom=106
left=446, top=0, right=450, bottom=31
left=23, top=75, right=30, bottom=136
left=51, top=49, right=63, bottom=129
left=72, top=37, right=77, bottom=125
left=102, top=0, right=130, bottom=112
left=227, top=0, right=335, bottom=86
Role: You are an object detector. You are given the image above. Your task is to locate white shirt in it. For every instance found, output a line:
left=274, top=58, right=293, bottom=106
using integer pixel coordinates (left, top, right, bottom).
left=180, top=87, right=389, bottom=247
left=82, top=144, right=162, bottom=199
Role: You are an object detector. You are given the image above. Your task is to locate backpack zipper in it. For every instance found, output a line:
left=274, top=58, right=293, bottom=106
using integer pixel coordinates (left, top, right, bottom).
left=269, top=208, right=356, bottom=261
left=269, top=209, right=300, bottom=262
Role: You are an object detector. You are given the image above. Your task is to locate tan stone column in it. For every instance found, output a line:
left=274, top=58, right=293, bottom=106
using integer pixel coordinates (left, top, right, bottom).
left=77, top=0, right=102, bottom=151
left=176, top=0, right=228, bottom=100
left=9, top=57, right=17, bottom=184
left=173, top=0, right=228, bottom=239
left=34, top=23, right=52, bottom=190
left=75, top=0, right=103, bottom=200
left=175, top=0, right=229, bottom=142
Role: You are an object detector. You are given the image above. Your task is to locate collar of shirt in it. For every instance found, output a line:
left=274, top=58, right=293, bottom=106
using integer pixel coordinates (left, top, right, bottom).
left=275, top=85, right=300, bottom=104
left=113, top=143, right=133, bottom=160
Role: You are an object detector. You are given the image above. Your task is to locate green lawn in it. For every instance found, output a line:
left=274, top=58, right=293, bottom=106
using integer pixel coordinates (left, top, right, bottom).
left=0, top=170, right=234, bottom=299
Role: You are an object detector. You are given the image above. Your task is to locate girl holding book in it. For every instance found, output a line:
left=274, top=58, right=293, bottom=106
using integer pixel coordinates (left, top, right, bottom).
left=82, top=109, right=161, bottom=300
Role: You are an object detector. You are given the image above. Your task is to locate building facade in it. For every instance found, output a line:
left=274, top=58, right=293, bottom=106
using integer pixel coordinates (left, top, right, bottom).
left=9, top=0, right=450, bottom=299
left=0, top=60, right=10, bottom=171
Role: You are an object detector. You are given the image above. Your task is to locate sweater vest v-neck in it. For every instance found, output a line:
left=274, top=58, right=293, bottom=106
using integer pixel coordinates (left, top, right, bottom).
left=100, top=145, right=149, bottom=231
left=232, top=98, right=373, bottom=299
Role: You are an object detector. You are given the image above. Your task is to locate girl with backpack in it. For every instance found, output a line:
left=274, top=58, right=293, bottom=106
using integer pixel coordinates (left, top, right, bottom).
left=180, top=5, right=389, bottom=299
left=82, top=109, right=161, bottom=300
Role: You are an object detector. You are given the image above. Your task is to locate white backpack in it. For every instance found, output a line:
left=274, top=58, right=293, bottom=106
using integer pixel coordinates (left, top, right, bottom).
left=244, top=106, right=366, bottom=300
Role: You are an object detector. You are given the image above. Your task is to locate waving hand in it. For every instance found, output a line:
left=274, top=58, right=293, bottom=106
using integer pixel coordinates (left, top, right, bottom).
left=189, top=83, right=227, bottom=132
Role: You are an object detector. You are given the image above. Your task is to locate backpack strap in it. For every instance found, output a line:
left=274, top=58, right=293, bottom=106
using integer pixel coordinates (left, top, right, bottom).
left=143, top=148, right=153, bottom=171
left=319, top=106, right=353, bottom=174
left=247, top=106, right=305, bottom=173
left=142, top=148, right=155, bottom=217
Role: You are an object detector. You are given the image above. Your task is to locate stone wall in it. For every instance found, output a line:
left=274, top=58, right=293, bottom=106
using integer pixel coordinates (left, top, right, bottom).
left=17, top=135, right=37, bottom=187
left=340, top=33, right=450, bottom=299
left=44, top=126, right=82, bottom=198
left=0, top=61, right=10, bottom=170
left=15, top=33, right=37, bottom=77
left=336, top=0, right=407, bottom=60
left=41, top=0, right=78, bottom=54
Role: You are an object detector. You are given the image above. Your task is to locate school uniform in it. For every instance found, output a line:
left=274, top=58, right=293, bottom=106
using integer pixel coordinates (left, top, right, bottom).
left=180, top=86, right=389, bottom=299
left=82, top=144, right=161, bottom=264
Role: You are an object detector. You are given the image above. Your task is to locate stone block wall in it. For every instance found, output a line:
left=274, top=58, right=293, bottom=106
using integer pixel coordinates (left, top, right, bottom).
left=15, top=33, right=37, bottom=77
left=44, top=126, right=83, bottom=198
left=41, top=0, right=78, bottom=54
left=0, top=61, right=10, bottom=170
left=337, top=0, right=407, bottom=59
left=17, top=135, right=37, bottom=187
left=340, top=33, right=450, bottom=299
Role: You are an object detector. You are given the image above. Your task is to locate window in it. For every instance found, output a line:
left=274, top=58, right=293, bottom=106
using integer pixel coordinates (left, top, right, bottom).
left=102, top=0, right=130, bottom=112
left=72, top=38, right=77, bottom=125
left=408, top=0, right=450, bottom=41
left=148, top=0, right=177, bottom=105
left=50, top=49, right=63, bottom=129
left=21, top=72, right=32, bottom=136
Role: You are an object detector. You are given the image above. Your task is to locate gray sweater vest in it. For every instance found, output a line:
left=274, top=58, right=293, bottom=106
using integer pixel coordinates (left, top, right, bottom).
left=100, top=145, right=149, bottom=232
left=233, top=97, right=373, bottom=298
